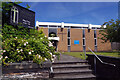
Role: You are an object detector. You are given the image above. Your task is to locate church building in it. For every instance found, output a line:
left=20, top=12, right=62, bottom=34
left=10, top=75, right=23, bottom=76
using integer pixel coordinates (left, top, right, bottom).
left=3, top=2, right=35, bottom=28
left=36, top=21, right=112, bottom=52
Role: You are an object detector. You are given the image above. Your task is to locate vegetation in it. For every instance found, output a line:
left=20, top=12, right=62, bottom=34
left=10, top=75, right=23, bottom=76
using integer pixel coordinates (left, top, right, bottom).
left=0, top=24, right=60, bottom=65
left=99, top=19, right=120, bottom=43
left=0, top=1, right=60, bottom=66
left=62, top=52, right=120, bottom=60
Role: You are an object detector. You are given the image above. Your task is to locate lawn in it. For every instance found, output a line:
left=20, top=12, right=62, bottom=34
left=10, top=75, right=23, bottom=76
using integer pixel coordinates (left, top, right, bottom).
left=62, top=52, right=120, bottom=60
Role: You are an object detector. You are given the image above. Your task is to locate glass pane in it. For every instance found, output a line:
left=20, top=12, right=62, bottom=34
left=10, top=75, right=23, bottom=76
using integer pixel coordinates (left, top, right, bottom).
left=15, top=12, right=17, bottom=22
left=95, top=39, right=97, bottom=45
left=68, top=39, right=70, bottom=45
left=83, top=39, right=85, bottom=45
left=39, top=25, right=48, bottom=27
left=68, top=29, right=70, bottom=37
left=49, top=28, right=57, bottom=37
left=83, top=29, right=85, bottom=38
left=94, top=30, right=96, bottom=38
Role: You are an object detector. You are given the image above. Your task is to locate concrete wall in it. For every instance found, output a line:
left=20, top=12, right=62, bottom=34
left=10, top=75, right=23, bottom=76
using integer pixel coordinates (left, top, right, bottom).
left=57, top=28, right=68, bottom=52
left=111, top=42, right=120, bottom=50
left=87, top=54, right=120, bottom=80
left=70, top=29, right=83, bottom=51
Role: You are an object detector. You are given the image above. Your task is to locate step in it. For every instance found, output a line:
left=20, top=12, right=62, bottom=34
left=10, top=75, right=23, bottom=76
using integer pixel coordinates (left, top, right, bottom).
left=52, top=69, right=92, bottom=73
left=52, top=61, right=88, bottom=66
left=52, top=70, right=93, bottom=77
left=53, top=65, right=90, bottom=71
left=53, top=64, right=90, bottom=69
left=53, top=74, right=96, bottom=80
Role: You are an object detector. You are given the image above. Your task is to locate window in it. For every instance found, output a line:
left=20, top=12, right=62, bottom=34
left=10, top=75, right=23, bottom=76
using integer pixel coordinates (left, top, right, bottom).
left=83, top=29, right=85, bottom=38
left=49, top=28, right=57, bottom=37
left=39, top=25, right=48, bottom=27
left=94, top=30, right=97, bottom=38
left=68, top=29, right=70, bottom=37
left=11, top=6, right=18, bottom=23
left=94, top=39, right=97, bottom=46
left=95, top=46, right=97, bottom=52
left=83, top=39, right=85, bottom=46
left=68, top=39, right=70, bottom=45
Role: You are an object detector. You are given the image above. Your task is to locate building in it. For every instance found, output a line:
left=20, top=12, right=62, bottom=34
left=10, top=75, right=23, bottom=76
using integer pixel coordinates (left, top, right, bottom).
left=2, top=2, right=35, bottom=28
left=36, top=21, right=112, bottom=52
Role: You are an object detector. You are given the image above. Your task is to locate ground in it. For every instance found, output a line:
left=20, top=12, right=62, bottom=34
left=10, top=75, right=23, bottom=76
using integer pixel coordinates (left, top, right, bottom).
left=62, top=52, right=120, bottom=59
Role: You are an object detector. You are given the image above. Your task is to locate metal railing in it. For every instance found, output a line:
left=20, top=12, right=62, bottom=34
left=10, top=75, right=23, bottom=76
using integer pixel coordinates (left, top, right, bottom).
left=88, top=47, right=116, bottom=67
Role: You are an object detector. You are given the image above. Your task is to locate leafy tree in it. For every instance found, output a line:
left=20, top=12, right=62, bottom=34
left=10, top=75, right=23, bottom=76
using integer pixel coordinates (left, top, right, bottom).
left=99, top=19, right=120, bottom=43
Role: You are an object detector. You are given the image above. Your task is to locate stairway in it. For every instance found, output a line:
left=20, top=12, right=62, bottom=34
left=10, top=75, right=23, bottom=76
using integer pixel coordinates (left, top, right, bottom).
left=50, top=55, right=96, bottom=80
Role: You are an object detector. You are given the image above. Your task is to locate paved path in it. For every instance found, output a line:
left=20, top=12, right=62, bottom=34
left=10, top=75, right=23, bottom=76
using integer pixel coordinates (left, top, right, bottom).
left=55, top=54, right=86, bottom=62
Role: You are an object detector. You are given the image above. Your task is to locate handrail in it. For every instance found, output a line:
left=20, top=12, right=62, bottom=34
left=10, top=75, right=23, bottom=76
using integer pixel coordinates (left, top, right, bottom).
left=88, top=47, right=116, bottom=67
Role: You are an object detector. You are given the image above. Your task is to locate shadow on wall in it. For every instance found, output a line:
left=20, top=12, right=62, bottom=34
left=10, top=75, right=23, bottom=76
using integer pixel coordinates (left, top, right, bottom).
left=87, top=54, right=120, bottom=80
left=111, top=42, right=120, bottom=51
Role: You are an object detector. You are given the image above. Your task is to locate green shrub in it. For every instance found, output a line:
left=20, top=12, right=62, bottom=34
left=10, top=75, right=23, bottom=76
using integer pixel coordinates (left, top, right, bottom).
left=1, top=24, right=60, bottom=65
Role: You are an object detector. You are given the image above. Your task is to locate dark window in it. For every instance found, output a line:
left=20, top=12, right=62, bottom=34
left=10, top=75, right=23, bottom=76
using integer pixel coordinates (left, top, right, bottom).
left=94, top=30, right=97, bottom=38
left=15, top=12, right=17, bottom=22
left=64, top=26, right=69, bottom=28
left=68, top=29, right=70, bottom=37
left=49, top=25, right=57, bottom=27
left=39, top=25, right=48, bottom=27
left=83, top=29, right=85, bottom=38
left=95, top=39, right=97, bottom=46
left=83, top=39, right=85, bottom=46
left=68, top=39, right=70, bottom=45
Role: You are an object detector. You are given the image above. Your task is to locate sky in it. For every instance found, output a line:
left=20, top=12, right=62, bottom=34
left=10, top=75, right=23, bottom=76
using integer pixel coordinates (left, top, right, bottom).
left=19, top=2, right=118, bottom=25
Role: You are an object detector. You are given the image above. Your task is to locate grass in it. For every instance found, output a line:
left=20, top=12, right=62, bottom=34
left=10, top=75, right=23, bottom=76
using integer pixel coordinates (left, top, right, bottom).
left=62, top=52, right=120, bottom=60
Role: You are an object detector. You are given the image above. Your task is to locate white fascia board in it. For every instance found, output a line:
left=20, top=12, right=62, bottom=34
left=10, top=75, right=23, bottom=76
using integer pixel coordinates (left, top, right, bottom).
left=64, top=23, right=88, bottom=27
left=38, top=22, right=61, bottom=26
left=91, top=24, right=101, bottom=28
left=37, top=21, right=102, bottom=28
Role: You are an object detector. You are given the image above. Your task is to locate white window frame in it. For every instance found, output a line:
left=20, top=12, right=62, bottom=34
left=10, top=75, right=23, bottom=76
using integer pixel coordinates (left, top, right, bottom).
left=11, top=6, right=18, bottom=23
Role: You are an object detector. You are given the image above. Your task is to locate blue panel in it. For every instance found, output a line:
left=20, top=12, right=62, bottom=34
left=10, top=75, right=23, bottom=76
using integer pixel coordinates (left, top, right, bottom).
left=74, top=40, right=79, bottom=44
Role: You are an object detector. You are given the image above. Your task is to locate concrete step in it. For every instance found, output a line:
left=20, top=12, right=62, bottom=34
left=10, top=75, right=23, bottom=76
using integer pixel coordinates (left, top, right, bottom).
left=52, top=70, right=93, bottom=77
left=53, top=64, right=90, bottom=69
left=52, top=61, right=88, bottom=66
left=53, top=69, right=92, bottom=73
left=53, top=74, right=96, bottom=80
left=53, top=64, right=91, bottom=72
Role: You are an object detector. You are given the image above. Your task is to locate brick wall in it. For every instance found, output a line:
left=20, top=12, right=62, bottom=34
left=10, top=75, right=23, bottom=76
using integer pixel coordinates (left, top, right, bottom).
left=57, top=28, right=68, bottom=52
left=70, top=29, right=83, bottom=51
left=85, top=29, right=94, bottom=51
left=96, top=30, right=112, bottom=51
left=38, top=27, right=48, bottom=37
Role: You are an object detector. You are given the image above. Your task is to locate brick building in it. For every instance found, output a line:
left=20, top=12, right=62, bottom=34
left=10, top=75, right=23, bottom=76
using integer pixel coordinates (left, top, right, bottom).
left=36, top=21, right=112, bottom=52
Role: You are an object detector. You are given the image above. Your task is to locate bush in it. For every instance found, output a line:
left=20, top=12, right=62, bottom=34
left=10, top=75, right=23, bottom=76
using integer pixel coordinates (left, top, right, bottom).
left=1, top=24, right=60, bottom=65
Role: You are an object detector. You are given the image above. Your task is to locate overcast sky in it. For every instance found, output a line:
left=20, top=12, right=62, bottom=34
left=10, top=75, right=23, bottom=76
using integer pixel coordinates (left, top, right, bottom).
left=19, top=2, right=118, bottom=25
